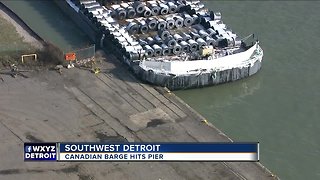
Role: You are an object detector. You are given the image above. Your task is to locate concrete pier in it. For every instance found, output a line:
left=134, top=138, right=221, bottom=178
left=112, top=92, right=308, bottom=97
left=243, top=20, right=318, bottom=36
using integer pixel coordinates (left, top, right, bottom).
left=0, top=50, right=275, bottom=179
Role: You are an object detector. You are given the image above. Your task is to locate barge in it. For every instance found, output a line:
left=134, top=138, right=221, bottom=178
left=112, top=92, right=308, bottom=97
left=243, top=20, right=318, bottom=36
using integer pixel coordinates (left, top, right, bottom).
left=55, top=0, right=263, bottom=90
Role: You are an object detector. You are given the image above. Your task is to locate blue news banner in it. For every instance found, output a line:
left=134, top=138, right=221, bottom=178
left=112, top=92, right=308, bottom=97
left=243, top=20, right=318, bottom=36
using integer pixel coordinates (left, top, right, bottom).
left=24, top=143, right=259, bottom=162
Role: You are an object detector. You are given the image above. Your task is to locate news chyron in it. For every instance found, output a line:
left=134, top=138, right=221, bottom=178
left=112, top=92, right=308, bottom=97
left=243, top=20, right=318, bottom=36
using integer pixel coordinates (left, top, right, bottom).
left=24, top=142, right=259, bottom=162
left=24, top=143, right=57, bottom=161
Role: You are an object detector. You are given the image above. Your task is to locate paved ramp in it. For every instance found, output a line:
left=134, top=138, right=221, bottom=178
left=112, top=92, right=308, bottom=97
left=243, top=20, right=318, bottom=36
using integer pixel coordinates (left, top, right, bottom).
left=0, top=50, right=274, bottom=180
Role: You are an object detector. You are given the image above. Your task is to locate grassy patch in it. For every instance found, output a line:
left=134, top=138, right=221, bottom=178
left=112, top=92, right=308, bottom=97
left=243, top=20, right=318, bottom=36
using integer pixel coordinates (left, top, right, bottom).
left=0, top=15, right=65, bottom=68
left=0, top=15, right=33, bottom=54
left=0, top=15, right=38, bottom=67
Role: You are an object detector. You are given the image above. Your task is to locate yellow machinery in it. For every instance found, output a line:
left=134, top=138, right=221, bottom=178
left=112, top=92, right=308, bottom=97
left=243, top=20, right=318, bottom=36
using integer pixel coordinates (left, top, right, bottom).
left=200, top=46, right=214, bottom=57
left=92, top=67, right=100, bottom=74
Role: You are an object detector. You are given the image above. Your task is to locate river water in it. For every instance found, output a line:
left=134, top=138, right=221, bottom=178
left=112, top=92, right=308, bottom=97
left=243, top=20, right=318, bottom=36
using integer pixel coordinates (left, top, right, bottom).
left=176, top=1, right=320, bottom=179
left=1, top=0, right=91, bottom=52
left=2, top=1, right=319, bottom=179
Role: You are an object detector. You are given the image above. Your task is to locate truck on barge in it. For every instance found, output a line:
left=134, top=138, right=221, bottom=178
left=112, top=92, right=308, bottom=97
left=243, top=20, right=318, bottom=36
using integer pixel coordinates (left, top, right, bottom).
left=55, top=0, right=264, bottom=90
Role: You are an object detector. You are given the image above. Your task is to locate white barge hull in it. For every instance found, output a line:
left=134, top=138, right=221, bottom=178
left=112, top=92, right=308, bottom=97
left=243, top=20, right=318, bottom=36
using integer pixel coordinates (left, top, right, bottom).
left=136, top=43, right=263, bottom=90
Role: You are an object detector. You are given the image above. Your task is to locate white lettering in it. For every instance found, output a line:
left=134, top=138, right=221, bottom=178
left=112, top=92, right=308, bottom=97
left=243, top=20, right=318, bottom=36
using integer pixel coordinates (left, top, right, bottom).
left=122, top=145, right=161, bottom=152
left=25, top=153, right=56, bottom=159
left=64, top=144, right=121, bottom=152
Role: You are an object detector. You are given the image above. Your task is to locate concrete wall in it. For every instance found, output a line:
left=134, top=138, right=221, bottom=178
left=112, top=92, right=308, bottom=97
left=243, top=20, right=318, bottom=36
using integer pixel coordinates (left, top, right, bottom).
left=141, top=61, right=172, bottom=72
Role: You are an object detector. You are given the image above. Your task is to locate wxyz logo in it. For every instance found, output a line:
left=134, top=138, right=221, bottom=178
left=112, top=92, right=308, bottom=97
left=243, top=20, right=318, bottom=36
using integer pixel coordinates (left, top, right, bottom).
left=32, top=146, right=56, bottom=152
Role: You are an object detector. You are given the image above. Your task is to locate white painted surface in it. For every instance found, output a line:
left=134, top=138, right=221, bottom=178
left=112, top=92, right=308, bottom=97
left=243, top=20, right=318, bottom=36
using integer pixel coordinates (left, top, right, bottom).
left=140, top=43, right=263, bottom=75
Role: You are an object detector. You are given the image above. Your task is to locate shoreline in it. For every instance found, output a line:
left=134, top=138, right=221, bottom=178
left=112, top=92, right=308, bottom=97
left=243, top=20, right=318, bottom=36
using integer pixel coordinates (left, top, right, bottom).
left=0, top=2, right=43, bottom=49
